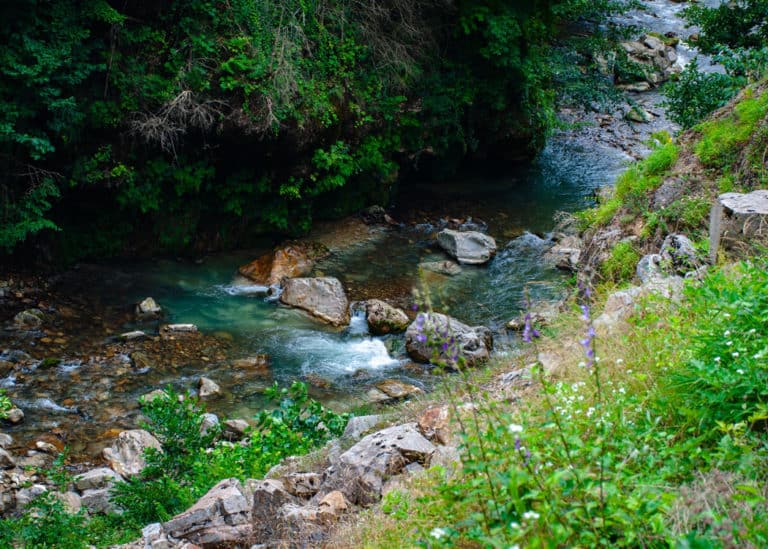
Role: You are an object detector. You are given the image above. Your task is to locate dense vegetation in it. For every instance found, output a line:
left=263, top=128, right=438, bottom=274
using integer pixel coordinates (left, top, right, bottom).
left=0, top=382, right=350, bottom=546
left=0, top=0, right=628, bottom=261
left=663, top=0, right=768, bottom=127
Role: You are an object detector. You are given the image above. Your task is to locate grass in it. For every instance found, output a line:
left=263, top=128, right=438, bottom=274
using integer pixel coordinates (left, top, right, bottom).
left=328, top=260, right=768, bottom=548
left=695, top=89, right=768, bottom=170
left=578, top=134, right=679, bottom=228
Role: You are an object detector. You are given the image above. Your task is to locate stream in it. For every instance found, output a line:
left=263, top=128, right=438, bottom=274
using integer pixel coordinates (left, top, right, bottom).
left=0, top=0, right=721, bottom=460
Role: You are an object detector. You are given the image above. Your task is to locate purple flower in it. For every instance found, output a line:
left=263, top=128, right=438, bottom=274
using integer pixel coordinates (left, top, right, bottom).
left=416, top=334, right=427, bottom=343
left=514, top=437, right=522, bottom=451
left=411, top=303, right=419, bottom=311
left=580, top=304, right=590, bottom=322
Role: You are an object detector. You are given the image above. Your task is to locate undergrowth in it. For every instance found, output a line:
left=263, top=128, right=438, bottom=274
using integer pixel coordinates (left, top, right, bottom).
left=0, top=381, right=350, bottom=547
left=344, top=260, right=768, bottom=547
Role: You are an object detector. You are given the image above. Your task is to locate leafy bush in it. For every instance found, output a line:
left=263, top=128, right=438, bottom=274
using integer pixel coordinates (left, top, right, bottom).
left=113, top=383, right=350, bottom=527
left=662, top=59, right=741, bottom=128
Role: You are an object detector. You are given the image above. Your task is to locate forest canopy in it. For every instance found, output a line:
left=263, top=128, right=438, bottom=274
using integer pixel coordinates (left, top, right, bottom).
left=0, top=0, right=626, bottom=260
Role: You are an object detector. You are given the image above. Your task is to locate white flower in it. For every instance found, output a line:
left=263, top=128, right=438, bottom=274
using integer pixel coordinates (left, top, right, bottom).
left=737, top=369, right=745, bottom=375
left=578, top=361, right=586, bottom=368
left=726, top=341, right=733, bottom=346
left=430, top=527, right=447, bottom=540
left=724, top=330, right=731, bottom=337
left=509, top=545, right=521, bottom=549
left=522, top=510, right=540, bottom=521
left=714, top=357, right=721, bottom=363
left=749, top=328, right=757, bottom=334
left=724, top=312, right=732, bottom=318
left=508, top=424, right=524, bottom=434
left=509, top=522, right=520, bottom=530
left=616, top=358, right=624, bottom=365
left=732, top=352, right=740, bottom=358
left=618, top=387, right=626, bottom=394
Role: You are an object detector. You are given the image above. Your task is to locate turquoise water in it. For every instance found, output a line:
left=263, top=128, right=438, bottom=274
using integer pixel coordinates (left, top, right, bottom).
left=1, top=138, right=629, bottom=453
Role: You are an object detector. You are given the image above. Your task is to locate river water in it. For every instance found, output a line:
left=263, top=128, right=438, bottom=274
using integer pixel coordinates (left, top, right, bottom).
left=0, top=0, right=722, bottom=457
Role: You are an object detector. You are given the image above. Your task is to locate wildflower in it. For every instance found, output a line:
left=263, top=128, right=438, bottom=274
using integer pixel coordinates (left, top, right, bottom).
left=616, top=358, right=624, bottom=365
left=509, top=522, right=520, bottom=530
left=726, top=341, right=733, bottom=346
left=508, top=424, right=524, bottom=433
left=618, top=387, right=626, bottom=394
left=411, top=303, right=419, bottom=311
left=714, top=356, right=721, bottom=363
left=749, top=328, right=757, bottom=334
left=580, top=304, right=590, bottom=321
left=732, top=352, right=740, bottom=358
left=737, top=369, right=745, bottom=375
left=724, top=330, right=731, bottom=337
left=522, top=511, right=540, bottom=521
left=430, top=527, right=447, bottom=540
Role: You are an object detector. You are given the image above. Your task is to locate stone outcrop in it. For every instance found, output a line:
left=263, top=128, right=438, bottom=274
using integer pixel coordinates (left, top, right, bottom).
left=163, top=478, right=252, bottom=547
left=365, top=299, right=409, bottom=335
left=709, top=190, right=768, bottom=262
left=280, top=277, right=350, bottom=326
left=619, top=34, right=680, bottom=88
left=319, top=423, right=436, bottom=506
left=660, top=233, right=699, bottom=275
left=436, top=229, right=497, bottom=265
left=103, top=429, right=162, bottom=478
left=238, top=242, right=329, bottom=286
left=543, top=235, right=582, bottom=272
left=405, top=312, right=492, bottom=368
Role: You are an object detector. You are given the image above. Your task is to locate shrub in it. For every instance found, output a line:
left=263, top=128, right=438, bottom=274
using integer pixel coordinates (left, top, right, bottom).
left=663, top=59, right=741, bottom=128
left=113, top=383, right=350, bottom=527
left=601, top=240, right=640, bottom=282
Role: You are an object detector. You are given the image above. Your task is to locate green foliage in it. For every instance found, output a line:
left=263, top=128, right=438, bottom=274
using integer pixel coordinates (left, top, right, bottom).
left=113, top=383, right=349, bottom=528
left=660, top=261, right=768, bottom=435
left=578, top=134, right=678, bottom=228
left=663, top=59, right=741, bottom=129
left=0, top=390, right=11, bottom=420
left=371, top=260, right=768, bottom=548
left=15, top=492, right=88, bottom=548
left=695, top=91, right=768, bottom=170
left=601, top=240, right=640, bottom=283
left=684, top=0, right=768, bottom=54
left=0, top=0, right=633, bottom=259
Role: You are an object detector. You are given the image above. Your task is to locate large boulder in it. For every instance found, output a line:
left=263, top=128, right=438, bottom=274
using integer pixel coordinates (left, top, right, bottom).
left=238, top=242, right=329, bottom=287
left=319, top=423, right=436, bottom=506
left=405, top=312, right=492, bottom=368
left=74, top=467, right=122, bottom=492
left=103, top=429, right=162, bottom=478
left=250, top=478, right=298, bottom=542
left=280, top=277, right=350, bottom=327
left=163, top=478, right=252, bottom=547
left=365, top=300, right=409, bottom=335
left=135, top=297, right=161, bottom=320
left=436, top=229, right=497, bottom=265
left=709, top=190, right=768, bottom=262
